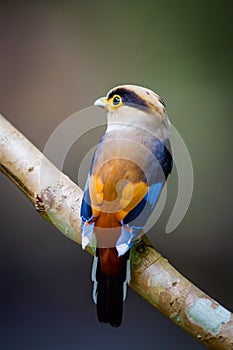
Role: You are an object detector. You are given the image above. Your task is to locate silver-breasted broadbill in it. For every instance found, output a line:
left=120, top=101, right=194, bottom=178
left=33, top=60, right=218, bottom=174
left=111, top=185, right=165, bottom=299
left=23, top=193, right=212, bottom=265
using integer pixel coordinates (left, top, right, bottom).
left=81, top=85, right=173, bottom=327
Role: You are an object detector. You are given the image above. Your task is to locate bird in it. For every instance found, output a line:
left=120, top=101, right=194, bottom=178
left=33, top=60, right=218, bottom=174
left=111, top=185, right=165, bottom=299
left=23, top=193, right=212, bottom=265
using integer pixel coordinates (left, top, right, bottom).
left=80, top=84, right=173, bottom=327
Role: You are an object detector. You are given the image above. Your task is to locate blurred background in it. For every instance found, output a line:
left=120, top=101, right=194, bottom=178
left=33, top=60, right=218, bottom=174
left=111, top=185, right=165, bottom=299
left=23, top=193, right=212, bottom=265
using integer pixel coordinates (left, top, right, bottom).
left=0, top=1, right=232, bottom=349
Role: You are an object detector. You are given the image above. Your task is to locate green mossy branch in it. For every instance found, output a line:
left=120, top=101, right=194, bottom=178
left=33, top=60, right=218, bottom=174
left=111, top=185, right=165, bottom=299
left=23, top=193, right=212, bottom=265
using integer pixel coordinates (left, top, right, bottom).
left=0, top=114, right=232, bottom=349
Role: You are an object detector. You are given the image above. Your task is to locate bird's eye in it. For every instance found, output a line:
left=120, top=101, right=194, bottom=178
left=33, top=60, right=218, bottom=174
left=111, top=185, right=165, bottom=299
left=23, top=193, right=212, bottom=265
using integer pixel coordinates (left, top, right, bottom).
left=111, top=95, right=122, bottom=107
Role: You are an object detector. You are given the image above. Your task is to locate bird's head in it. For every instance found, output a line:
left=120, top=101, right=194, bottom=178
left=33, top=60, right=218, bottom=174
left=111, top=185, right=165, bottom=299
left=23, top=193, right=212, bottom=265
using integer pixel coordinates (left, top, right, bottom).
left=94, top=85, right=168, bottom=127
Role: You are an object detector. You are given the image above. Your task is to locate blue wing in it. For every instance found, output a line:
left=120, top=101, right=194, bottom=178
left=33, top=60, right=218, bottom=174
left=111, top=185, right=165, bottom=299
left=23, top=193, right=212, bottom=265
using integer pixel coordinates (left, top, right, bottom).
left=80, top=173, right=96, bottom=249
left=80, top=175, right=93, bottom=223
left=122, top=139, right=173, bottom=228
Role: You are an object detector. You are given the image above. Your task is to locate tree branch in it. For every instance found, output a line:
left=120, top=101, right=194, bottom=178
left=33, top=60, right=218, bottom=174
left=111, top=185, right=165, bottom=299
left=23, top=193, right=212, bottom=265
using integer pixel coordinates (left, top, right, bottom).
left=0, top=114, right=232, bottom=349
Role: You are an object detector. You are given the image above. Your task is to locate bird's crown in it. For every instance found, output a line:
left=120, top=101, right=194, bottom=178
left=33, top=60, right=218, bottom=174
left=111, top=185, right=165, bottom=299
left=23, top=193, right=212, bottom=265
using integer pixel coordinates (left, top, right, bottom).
left=105, top=84, right=167, bottom=116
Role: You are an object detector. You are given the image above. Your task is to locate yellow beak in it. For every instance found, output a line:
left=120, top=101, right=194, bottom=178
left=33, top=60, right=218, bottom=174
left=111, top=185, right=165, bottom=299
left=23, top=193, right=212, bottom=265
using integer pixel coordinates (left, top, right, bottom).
left=94, top=97, right=107, bottom=109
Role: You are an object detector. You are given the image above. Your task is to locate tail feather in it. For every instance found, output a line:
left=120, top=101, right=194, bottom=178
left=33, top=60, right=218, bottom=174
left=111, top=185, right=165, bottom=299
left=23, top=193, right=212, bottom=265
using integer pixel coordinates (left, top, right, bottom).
left=92, top=248, right=130, bottom=327
left=96, top=274, right=124, bottom=327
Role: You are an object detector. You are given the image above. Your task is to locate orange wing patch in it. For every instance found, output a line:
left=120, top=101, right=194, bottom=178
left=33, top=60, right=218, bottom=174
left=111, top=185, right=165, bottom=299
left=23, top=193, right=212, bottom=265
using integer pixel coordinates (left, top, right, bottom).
left=116, top=181, right=148, bottom=222
left=89, top=175, right=104, bottom=217
left=89, top=173, right=148, bottom=223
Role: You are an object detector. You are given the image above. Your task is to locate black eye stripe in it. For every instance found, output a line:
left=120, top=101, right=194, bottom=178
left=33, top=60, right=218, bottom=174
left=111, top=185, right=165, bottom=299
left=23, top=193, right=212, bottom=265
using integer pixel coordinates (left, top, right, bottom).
left=108, top=88, right=148, bottom=109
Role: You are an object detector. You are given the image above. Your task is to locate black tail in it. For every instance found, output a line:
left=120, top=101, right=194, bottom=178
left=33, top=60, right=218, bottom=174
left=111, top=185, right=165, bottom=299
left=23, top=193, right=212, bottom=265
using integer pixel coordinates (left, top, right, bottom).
left=96, top=274, right=124, bottom=327
left=92, top=248, right=130, bottom=328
